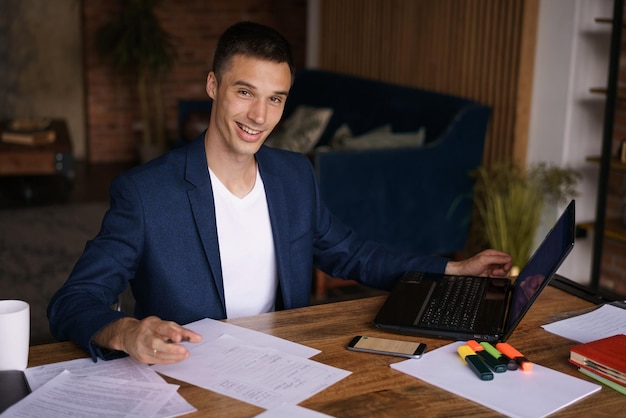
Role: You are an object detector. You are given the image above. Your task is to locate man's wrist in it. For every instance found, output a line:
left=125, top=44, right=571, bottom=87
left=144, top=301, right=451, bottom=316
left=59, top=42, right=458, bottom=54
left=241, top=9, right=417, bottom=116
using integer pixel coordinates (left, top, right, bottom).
left=93, top=316, right=136, bottom=353
left=444, top=260, right=461, bottom=275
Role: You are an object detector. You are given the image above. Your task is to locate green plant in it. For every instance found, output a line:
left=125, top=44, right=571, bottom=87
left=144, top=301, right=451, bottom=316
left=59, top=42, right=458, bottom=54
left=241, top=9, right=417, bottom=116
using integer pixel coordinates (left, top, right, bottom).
left=95, top=0, right=177, bottom=149
left=472, top=161, right=580, bottom=268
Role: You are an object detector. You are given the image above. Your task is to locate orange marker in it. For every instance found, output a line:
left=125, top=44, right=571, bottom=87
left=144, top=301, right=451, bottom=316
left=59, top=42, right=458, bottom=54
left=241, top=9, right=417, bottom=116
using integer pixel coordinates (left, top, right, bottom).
left=496, top=342, right=533, bottom=371
left=466, top=340, right=483, bottom=352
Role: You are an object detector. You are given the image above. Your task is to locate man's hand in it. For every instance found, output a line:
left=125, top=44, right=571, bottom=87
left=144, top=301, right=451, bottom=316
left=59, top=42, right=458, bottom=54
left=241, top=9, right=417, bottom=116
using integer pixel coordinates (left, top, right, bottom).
left=444, top=249, right=512, bottom=278
left=94, top=316, right=203, bottom=364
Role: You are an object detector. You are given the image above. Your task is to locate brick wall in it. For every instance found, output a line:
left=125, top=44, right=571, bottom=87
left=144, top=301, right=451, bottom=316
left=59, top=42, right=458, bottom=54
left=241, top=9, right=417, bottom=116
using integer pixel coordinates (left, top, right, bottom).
left=82, top=0, right=307, bottom=163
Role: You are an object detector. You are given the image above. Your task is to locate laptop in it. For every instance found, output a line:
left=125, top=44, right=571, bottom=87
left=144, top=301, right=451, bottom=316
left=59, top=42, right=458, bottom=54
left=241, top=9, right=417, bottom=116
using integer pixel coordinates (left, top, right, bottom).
left=373, top=200, right=576, bottom=342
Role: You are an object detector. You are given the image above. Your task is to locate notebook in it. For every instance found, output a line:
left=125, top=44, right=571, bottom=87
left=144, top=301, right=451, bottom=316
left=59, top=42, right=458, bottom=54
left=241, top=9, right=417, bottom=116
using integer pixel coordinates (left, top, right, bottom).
left=0, top=370, right=31, bottom=413
left=373, top=200, right=576, bottom=342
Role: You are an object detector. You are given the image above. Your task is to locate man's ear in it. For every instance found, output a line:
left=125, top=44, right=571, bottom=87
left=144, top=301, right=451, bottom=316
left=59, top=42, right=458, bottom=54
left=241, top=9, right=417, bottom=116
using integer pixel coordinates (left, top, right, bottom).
left=206, top=72, right=218, bottom=99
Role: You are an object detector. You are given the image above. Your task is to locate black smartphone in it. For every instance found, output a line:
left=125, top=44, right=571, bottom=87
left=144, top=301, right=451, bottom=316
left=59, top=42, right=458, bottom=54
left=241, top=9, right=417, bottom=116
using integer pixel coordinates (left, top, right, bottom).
left=347, top=336, right=427, bottom=359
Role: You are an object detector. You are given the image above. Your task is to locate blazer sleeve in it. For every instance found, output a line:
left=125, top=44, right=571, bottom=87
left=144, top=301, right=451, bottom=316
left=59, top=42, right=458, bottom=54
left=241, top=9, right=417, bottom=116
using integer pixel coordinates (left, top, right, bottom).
left=47, top=174, right=145, bottom=361
left=309, top=161, right=449, bottom=290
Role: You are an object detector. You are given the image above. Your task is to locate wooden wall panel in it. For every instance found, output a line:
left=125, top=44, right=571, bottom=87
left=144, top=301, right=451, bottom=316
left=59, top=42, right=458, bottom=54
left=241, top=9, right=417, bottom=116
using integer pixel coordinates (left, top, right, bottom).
left=317, top=0, right=539, bottom=166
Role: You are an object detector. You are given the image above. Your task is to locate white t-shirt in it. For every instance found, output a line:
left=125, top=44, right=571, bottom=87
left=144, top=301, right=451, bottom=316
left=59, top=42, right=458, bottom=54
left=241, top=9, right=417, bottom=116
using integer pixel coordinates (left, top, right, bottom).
left=209, top=167, right=277, bottom=318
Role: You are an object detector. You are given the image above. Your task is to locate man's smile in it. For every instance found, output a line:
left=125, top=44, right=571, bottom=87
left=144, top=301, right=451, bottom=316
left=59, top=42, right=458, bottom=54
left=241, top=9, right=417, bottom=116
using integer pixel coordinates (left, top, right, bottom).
left=237, top=122, right=262, bottom=136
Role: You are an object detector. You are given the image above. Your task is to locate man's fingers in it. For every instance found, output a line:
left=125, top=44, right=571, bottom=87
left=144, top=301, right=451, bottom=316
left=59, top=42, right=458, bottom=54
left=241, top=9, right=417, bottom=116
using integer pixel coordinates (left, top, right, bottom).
left=156, top=322, right=202, bottom=344
left=148, top=345, right=190, bottom=364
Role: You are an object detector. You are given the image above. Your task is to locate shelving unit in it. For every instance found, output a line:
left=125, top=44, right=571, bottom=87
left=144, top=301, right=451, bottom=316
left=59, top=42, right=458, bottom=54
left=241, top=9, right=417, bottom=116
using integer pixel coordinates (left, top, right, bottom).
left=583, top=0, right=626, bottom=294
left=589, top=87, right=626, bottom=99
left=585, top=156, right=626, bottom=171
left=578, top=220, right=626, bottom=243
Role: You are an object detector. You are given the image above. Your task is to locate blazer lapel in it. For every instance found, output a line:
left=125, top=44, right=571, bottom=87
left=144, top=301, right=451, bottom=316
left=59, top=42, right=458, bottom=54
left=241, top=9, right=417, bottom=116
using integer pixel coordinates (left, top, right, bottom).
left=184, top=137, right=226, bottom=315
left=257, top=148, right=292, bottom=309
left=182, top=141, right=292, bottom=315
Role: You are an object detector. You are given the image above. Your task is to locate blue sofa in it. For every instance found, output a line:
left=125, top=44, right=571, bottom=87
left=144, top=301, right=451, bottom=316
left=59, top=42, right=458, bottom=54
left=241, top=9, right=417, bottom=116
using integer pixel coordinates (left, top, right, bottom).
left=291, top=70, right=489, bottom=257
left=178, top=69, right=490, bottom=257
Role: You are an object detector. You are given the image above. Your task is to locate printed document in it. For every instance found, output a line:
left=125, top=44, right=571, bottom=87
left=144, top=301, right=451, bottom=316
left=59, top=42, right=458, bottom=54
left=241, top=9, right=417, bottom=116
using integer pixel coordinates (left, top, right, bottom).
left=3, top=370, right=178, bottom=418
left=24, top=357, right=195, bottom=417
left=180, top=317, right=320, bottom=358
left=153, top=334, right=351, bottom=409
left=542, top=304, right=626, bottom=343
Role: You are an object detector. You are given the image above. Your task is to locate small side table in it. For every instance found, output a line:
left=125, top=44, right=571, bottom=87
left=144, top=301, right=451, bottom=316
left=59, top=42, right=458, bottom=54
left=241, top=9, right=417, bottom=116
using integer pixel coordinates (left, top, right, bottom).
left=0, top=119, right=74, bottom=201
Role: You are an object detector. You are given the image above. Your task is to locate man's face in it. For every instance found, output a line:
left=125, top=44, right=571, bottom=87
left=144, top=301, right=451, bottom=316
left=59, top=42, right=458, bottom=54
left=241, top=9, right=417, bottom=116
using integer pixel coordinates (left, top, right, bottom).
left=205, top=55, right=292, bottom=158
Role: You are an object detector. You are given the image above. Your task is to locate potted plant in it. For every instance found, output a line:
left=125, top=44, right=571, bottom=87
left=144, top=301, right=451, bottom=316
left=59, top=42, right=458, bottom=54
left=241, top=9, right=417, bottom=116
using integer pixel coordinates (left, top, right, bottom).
left=471, top=161, right=580, bottom=273
left=95, top=0, right=177, bottom=161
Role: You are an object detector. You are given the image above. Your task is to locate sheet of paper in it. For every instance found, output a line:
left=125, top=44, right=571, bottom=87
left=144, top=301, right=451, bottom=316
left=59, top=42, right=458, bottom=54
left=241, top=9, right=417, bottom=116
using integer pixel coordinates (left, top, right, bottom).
left=391, top=341, right=600, bottom=418
left=182, top=318, right=320, bottom=358
left=25, top=357, right=161, bottom=391
left=3, top=370, right=179, bottom=418
left=542, top=304, right=626, bottom=343
left=153, top=334, right=351, bottom=410
left=24, top=357, right=196, bottom=417
left=254, top=404, right=335, bottom=418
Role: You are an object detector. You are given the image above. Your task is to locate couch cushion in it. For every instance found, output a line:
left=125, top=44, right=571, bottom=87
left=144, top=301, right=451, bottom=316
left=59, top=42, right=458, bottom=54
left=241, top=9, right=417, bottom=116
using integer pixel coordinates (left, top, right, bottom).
left=330, top=124, right=426, bottom=150
left=265, top=105, right=333, bottom=153
left=284, top=70, right=474, bottom=148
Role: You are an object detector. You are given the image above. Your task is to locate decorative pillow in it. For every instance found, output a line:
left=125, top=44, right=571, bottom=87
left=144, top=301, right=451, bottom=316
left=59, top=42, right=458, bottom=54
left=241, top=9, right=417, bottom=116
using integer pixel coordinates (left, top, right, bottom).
left=265, top=106, right=333, bottom=154
left=331, top=124, right=426, bottom=150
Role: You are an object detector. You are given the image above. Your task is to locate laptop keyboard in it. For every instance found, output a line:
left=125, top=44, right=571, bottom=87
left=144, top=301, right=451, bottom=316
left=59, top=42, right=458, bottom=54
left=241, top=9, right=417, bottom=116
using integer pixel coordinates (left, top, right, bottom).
left=418, top=275, right=488, bottom=330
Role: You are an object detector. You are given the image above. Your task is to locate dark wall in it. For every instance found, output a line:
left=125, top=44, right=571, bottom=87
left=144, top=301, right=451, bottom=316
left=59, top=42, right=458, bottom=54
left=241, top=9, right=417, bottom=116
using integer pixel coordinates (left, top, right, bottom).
left=0, top=0, right=85, bottom=157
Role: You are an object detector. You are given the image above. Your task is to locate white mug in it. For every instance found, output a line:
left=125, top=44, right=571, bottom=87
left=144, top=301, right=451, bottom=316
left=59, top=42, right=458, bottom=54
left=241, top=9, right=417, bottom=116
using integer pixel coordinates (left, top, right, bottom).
left=0, top=300, right=30, bottom=371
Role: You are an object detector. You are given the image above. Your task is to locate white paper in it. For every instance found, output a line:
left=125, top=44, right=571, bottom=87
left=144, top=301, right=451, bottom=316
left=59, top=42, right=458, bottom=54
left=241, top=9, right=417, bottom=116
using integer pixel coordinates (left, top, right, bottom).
left=391, top=341, right=601, bottom=418
left=254, top=404, right=335, bottom=418
left=182, top=318, right=320, bottom=358
left=25, top=357, right=160, bottom=391
left=542, top=304, right=626, bottom=343
left=153, top=334, right=351, bottom=409
left=24, top=356, right=196, bottom=417
left=3, top=370, right=179, bottom=418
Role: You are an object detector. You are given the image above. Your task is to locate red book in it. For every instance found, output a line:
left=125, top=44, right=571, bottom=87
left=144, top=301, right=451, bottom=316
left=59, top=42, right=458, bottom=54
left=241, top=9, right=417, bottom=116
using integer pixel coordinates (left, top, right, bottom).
left=569, top=334, right=626, bottom=387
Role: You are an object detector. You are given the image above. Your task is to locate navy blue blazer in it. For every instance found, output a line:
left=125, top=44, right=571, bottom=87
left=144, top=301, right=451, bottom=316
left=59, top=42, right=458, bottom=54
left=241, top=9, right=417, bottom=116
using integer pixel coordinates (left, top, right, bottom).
left=48, top=136, right=448, bottom=359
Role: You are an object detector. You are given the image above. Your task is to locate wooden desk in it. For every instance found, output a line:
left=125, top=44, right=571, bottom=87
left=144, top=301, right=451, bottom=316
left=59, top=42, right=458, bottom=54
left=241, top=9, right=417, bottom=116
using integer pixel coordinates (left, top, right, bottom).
left=29, top=286, right=624, bottom=417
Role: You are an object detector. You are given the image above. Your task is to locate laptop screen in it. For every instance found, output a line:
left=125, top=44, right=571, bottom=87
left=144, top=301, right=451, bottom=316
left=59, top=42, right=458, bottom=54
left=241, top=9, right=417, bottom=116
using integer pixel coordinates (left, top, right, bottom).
left=503, top=200, right=575, bottom=339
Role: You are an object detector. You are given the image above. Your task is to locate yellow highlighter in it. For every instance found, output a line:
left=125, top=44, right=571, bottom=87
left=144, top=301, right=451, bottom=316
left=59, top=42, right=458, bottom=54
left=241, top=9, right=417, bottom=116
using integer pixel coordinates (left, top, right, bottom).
left=458, top=345, right=494, bottom=381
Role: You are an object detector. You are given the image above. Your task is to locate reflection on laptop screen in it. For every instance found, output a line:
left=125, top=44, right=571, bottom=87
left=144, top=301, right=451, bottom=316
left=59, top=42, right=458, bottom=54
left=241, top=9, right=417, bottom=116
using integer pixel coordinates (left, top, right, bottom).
left=505, top=201, right=574, bottom=332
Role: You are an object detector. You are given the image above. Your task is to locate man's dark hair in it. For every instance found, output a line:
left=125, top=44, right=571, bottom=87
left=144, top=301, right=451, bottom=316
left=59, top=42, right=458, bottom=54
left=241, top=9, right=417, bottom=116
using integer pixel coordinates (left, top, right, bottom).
left=212, top=21, right=295, bottom=83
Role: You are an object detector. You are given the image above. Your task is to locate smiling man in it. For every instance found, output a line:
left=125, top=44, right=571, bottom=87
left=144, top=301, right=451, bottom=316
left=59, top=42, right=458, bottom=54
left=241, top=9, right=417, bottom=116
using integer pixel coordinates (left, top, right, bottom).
left=48, top=22, right=511, bottom=365
left=205, top=53, right=291, bottom=196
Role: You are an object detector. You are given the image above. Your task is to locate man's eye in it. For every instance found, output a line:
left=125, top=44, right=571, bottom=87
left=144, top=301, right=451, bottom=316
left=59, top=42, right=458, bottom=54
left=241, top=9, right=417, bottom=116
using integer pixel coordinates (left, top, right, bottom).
left=239, top=90, right=250, bottom=96
left=270, top=97, right=283, bottom=105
